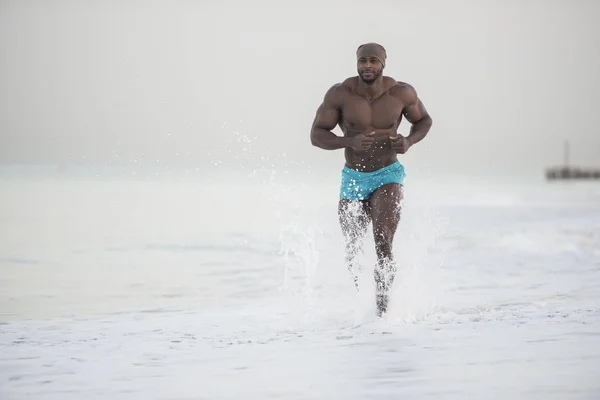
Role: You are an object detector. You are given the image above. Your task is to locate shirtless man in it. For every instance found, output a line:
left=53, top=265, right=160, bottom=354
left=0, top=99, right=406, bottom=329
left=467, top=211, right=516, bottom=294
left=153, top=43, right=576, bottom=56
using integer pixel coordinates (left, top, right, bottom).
left=310, top=42, right=433, bottom=316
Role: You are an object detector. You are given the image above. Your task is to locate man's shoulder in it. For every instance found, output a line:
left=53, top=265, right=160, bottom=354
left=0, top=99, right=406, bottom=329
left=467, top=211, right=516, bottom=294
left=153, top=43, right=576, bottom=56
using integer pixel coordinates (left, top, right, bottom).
left=322, top=78, right=355, bottom=104
left=387, top=78, right=418, bottom=101
left=386, top=78, right=416, bottom=93
left=328, top=78, right=356, bottom=94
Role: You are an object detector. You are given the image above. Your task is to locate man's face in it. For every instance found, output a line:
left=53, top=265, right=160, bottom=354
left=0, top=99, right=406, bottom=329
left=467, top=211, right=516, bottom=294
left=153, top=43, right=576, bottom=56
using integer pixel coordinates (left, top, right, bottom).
left=357, top=56, right=384, bottom=84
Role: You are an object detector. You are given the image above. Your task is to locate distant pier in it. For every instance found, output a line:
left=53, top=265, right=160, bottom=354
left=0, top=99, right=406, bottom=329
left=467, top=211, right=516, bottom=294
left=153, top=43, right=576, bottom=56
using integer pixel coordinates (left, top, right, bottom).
left=545, top=141, right=600, bottom=181
left=546, top=167, right=600, bottom=180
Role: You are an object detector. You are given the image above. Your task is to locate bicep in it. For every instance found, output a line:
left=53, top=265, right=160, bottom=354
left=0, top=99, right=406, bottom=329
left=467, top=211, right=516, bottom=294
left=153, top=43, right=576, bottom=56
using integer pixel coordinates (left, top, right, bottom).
left=401, top=87, right=430, bottom=124
left=312, top=86, right=341, bottom=131
left=312, top=102, right=340, bottom=131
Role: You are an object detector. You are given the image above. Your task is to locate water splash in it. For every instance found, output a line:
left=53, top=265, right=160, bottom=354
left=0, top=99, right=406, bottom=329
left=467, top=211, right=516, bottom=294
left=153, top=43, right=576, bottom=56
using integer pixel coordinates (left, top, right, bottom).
left=278, top=220, right=323, bottom=299
left=209, top=122, right=448, bottom=326
left=385, top=203, right=448, bottom=324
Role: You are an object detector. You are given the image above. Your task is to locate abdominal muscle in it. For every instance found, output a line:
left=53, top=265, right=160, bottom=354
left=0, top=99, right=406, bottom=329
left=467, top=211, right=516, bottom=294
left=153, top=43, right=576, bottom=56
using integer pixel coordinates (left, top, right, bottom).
left=343, top=128, right=399, bottom=172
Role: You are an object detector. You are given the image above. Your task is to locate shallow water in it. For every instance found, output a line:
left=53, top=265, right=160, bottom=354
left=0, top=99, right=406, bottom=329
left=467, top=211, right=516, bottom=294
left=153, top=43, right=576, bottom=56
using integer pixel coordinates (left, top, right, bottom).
left=1, top=168, right=600, bottom=399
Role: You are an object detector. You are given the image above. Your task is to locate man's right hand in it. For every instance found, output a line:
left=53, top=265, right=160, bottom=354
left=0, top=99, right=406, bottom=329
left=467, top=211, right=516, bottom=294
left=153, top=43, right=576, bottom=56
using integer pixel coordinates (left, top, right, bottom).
left=348, top=131, right=376, bottom=151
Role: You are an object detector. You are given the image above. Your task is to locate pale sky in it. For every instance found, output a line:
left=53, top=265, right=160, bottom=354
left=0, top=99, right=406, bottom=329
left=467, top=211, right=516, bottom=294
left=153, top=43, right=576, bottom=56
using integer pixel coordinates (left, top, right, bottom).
left=1, top=0, right=599, bottom=177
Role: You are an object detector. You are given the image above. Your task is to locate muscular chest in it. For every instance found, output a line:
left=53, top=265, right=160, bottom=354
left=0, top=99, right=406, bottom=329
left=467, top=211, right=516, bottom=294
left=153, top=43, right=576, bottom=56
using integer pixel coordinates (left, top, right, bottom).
left=341, top=94, right=404, bottom=130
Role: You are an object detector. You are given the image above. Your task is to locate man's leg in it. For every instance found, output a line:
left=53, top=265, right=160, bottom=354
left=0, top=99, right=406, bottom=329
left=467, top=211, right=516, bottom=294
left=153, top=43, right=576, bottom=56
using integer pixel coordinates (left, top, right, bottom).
left=370, top=183, right=403, bottom=315
left=338, top=199, right=371, bottom=290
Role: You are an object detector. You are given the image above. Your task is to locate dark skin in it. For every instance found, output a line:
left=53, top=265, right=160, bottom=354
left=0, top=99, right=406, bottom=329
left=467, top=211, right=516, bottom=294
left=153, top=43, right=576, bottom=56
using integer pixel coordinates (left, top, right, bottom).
left=310, top=56, right=433, bottom=316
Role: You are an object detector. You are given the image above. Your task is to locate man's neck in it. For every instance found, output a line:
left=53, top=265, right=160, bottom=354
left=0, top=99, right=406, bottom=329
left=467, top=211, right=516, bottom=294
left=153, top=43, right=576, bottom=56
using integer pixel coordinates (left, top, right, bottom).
left=356, top=77, right=385, bottom=101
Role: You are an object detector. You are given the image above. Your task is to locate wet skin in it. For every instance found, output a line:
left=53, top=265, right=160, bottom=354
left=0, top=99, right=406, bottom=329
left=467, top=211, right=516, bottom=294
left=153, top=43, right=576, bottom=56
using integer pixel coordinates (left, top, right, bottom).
left=310, top=55, right=433, bottom=315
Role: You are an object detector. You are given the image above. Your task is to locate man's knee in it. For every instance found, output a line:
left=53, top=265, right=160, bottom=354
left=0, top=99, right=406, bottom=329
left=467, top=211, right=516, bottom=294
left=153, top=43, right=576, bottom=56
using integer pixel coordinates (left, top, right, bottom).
left=373, top=227, right=395, bottom=259
left=345, top=236, right=363, bottom=253
left=374, top=226, right=395, bottom=243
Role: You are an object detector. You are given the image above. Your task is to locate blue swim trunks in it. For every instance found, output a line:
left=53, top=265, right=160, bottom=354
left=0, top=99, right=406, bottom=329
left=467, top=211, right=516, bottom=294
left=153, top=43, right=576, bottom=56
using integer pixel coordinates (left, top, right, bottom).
left=339, top=161, right=406, bottom=201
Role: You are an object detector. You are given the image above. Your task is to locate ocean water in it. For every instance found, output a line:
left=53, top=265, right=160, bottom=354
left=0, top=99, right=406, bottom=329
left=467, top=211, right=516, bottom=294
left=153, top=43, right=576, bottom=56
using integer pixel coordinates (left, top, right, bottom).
left=1, top=164, right=600, bottom=399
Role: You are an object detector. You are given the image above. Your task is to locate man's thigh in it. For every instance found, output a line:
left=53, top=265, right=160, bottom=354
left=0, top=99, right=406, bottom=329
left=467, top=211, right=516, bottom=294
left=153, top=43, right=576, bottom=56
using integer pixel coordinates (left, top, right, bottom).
left=338, top=199, right=371, bottom=235
left=370, top=184, right=403, bottom=231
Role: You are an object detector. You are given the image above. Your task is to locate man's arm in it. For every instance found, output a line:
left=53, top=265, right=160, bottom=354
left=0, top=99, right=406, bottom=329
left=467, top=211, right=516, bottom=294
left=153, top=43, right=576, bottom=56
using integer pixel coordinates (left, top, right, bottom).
left=401, top=85, right=433, bottom=146
left=310, top=85, right=351, bottom=150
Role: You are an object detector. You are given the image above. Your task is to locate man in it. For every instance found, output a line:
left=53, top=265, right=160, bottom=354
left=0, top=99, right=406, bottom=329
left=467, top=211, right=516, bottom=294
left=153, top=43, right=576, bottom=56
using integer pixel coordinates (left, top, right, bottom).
left=310, top=42, right=433, bottom=316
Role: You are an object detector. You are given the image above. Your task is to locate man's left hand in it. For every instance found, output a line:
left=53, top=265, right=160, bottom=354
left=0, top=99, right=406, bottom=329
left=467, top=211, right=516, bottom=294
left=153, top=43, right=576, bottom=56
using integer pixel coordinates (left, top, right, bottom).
left=389, top=135, right=412, bottom=154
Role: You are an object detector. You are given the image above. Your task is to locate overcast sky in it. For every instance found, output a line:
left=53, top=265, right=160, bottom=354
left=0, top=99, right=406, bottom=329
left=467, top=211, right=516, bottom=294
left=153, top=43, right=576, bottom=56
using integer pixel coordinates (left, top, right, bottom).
left=1, top=0, right=599, bottom=177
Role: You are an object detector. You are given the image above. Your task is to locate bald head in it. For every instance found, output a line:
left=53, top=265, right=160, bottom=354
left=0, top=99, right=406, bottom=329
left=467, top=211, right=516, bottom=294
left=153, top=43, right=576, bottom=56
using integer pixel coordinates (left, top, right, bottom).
left=356, top=42, right=387, bottom=67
